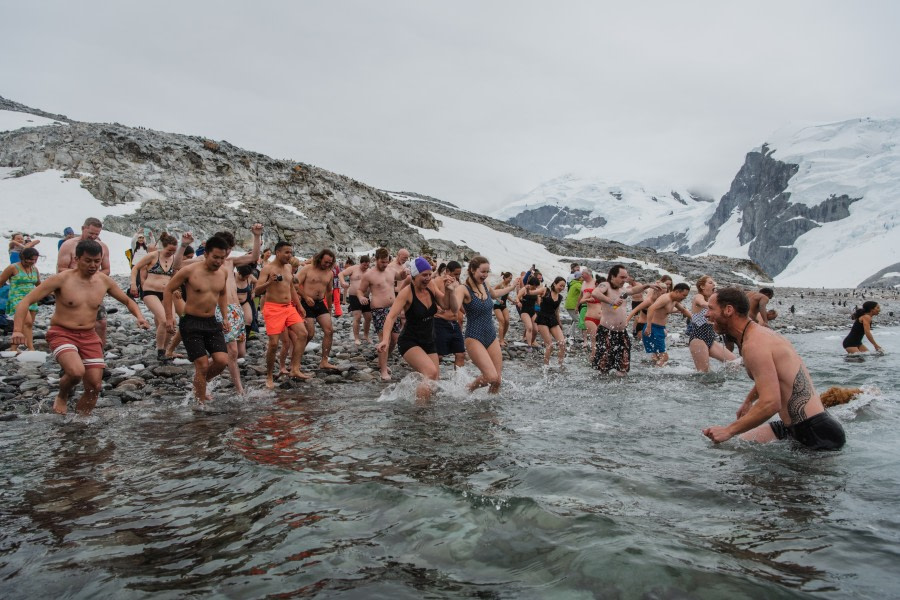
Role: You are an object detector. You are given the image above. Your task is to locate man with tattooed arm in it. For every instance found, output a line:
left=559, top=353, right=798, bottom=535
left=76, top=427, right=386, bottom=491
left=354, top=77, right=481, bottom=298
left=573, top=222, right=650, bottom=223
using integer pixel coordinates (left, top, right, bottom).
left=702, top=287, right=845, bottom=450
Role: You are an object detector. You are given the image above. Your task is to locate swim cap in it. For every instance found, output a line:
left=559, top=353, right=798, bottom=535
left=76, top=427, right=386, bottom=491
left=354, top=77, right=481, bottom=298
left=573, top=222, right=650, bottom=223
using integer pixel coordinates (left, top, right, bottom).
left=63, top=227, right=75, bottom=235
left=409, top=257, right=432, bottom=277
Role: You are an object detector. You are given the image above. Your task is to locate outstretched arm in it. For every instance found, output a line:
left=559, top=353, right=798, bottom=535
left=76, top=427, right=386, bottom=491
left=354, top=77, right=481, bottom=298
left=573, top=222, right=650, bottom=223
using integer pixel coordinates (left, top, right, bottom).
left=105, top=275, right=150, bottom=330
left=703, top=348, right=781, bottom=443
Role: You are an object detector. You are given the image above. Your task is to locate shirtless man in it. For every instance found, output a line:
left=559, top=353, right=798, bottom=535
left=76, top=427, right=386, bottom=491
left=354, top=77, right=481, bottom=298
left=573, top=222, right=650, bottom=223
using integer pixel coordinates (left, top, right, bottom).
left=747, top=288, right=775, bottom=328
left=358, top=247, right=410, bottom=380
left=590, top=265, right=663, bottom=375
left=164, top=236, right=232, bottom=404
left=339, top=255, right=372, bottom=344
left=296, top=248, right=339, bottom=370
left=15, top=240, right=149, bottom=415
left=57, top=217, right=112, bottom=347
left=387, top=248, right=411, bottom=292
left=431, top=260, right=466, bottom=369
left=639, top=282, right=692, bottom=367
left=175, top=225, right=263, bottom=394
left=702, top=287, right=845, bottom=450
left=256, top=241, right=311, bottom=388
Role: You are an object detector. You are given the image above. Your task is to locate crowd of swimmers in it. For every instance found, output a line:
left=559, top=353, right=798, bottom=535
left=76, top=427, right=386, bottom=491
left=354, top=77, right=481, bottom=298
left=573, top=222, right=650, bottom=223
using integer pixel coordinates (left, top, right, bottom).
left=5, top=218, right=890, bottom=452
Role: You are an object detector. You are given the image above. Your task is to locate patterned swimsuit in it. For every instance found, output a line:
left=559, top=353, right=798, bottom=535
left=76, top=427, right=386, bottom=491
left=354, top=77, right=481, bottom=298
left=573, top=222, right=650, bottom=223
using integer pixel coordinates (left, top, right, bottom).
left=8, top=263, right=39, bottom=312
left=464, top=282, right=497, bottom=347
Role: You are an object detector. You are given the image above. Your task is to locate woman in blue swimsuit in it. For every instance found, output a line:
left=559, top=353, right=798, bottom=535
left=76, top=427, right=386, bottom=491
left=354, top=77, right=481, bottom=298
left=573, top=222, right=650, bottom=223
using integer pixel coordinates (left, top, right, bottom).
left=454, top=256, right=519, bottom=393
left=687, top=276, right=736, bottom=372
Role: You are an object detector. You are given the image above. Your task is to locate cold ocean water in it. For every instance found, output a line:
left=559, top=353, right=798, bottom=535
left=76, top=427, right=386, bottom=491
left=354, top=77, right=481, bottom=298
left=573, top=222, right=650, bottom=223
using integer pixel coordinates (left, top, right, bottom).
left=0, top=328, right=898, bottom=599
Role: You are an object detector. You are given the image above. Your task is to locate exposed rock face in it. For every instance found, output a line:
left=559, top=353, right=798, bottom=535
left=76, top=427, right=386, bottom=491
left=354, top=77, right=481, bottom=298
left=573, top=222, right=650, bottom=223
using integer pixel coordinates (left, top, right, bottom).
left=858, top=263, right=900, bottom=289
left=507, top=205, right=607, bottom=238
left=692, top=145, right=861, bottom=276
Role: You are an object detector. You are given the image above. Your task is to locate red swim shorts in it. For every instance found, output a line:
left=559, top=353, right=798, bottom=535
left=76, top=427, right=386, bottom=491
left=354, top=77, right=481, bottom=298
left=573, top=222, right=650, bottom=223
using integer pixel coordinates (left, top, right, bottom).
left=262, top=302, right=303, bottom=335
left=46, top=325, right=106, bottom=369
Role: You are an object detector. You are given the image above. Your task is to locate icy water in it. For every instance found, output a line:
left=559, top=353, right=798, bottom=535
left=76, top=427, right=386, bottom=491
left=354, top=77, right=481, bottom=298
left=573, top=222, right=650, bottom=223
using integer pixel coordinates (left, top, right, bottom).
left=1, top=328, right=898, bottom=599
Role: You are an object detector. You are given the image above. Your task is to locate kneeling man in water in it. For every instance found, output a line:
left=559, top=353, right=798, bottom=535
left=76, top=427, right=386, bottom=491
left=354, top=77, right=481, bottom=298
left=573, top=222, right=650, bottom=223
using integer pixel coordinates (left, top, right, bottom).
left=702, top=287, right=845, bottom=450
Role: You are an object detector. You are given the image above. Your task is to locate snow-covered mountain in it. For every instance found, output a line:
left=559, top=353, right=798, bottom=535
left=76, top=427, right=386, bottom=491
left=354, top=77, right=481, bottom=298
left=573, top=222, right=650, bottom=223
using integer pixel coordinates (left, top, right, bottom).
left=498, top=119, right=900, bottom=288
left=493, top=174, right=716, bottom=251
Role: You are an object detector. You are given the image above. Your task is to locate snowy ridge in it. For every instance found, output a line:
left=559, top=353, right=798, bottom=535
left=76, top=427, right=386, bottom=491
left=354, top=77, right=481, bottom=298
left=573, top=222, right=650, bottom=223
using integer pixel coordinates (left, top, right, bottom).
left=493, top=173, right=715, bottom=250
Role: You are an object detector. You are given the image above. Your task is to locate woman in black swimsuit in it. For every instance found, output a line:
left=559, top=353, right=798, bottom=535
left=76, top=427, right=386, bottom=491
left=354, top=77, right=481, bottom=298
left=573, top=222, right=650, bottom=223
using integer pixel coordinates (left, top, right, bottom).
left=376, top=258, right=459, bottom=401
left=516, top=276, right=544, bottom=349
left=235, top=264, right=258, bottom=340
left=843, top=301, right=883, bottom=354
left=493, top=272, right=513, bottom=347
left=129, top=232, right=179, bottom=361
left=535, top=276, right=567, bottom=366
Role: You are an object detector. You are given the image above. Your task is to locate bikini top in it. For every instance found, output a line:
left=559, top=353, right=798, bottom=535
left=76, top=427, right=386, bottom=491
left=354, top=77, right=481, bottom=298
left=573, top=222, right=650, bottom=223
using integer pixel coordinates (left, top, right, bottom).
left=582, top=287, right=600, bottom=304
left=147, top=254, right=175, bottom=277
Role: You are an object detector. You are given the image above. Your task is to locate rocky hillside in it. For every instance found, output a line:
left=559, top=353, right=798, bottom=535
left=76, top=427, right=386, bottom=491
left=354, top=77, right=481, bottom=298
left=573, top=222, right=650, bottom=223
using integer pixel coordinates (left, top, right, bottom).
left=1, top=96, right=767, bottom=286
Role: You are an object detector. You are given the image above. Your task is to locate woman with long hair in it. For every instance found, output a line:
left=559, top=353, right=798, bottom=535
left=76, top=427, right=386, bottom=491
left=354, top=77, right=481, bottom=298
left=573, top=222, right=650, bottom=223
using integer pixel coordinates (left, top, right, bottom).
left=843, top=301, right=883, bottom=354
left=686, top=275, right=736, bottom=372
left=129, top=232, right=179, bottom=362
left=455, top=257, right=519, bottom=393
left=535, top=276, right=567, bottom=366
left=0, top=247, right=41, bottom=350
left=493, top=271, right=513, bottom=347
left=516, top=275, right=544, bottom=349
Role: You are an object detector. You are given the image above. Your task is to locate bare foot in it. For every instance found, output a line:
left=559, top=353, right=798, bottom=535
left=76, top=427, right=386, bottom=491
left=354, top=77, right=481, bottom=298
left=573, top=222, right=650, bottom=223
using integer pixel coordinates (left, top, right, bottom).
left=289, top=370, right=312, bottom=380
left=265, top=376, right=275, bottom=389
left=319, top=361, right=340, bottom=370
left=53, top=395, right=68, bottom=415
left=380, top=368, right=392, bottom=382
left=354, top=339, right=362, bottom=346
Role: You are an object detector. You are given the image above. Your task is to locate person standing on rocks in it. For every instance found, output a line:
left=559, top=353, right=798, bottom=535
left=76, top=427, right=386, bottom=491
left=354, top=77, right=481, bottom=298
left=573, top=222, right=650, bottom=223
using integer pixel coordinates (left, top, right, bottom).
left=431, top=260, right=467, bottom=369
left=174, top=226, right=263, bottom=395
left=492, top=271, right=514, bottom=347
left=376, top=257, right=459, bottom=401
left=454, top=256, right=520, bottom=393
left=256, top=241, right=311, bottom=388
left=590, top=265, right=663, bottom=376
left=164, top=235, right=233, bottom=404
left=0, top=248, right=42, bottom=351
left=339, top=255, right=372, bottom=345
left=296, top=249, right=340, bottom=371
left=57, top=217, right=112, bottom=348
left=358, top=247, right=410, bottom=381
left=129, top=232, right=180, bottom=363
left=703, top=287, right=845, bottom=450
left=13, top=240, right=149, bottom=415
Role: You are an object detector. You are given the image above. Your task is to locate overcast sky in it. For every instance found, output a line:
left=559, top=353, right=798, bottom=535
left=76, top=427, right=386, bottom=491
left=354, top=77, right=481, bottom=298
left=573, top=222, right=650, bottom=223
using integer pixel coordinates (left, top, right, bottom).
left=2, top=1, right=899, bottom=212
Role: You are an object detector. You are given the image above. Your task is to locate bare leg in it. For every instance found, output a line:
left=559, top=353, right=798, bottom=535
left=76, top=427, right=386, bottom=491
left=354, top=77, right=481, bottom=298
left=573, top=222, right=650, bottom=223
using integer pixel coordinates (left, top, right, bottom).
left=53, top=351, right=85, bottom=414
left=402, top=347, right=441, bottom=402
left=317, top=314, right=338, bottom=369
left=265, top=334, right=280, bottom=389
left=363, top=312, right=372, bottom=342
left=192, top=356, right=211, bottom=403
left=288, top=322, right=311, bottom=378
left=75, top=368, right=104, bottom=416
left=23, top=310, right=36, bottom=351
left=142, top=294, right=170, bottom=353
left=225, top=341, right=244, bottom=394
left=538, top=324, right=553, bottom=364
left=551, top=325, right=566, bottom=365
left=204, top=352, right=229, bottom=397
left=352, top=310, right=362, bottom=343
left=690, top=339, right=711, bottom=372
left=465, top=339, right=502, bottom=393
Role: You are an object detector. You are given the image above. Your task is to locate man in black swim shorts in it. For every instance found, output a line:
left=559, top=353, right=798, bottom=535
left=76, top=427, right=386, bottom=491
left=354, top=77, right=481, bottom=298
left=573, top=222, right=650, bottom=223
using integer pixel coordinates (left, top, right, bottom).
left=702, top=288, right=845, bottom=450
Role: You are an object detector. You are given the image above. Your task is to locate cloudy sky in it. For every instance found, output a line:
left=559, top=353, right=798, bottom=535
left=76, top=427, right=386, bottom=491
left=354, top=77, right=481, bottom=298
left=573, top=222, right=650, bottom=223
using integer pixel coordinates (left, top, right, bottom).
left=2, top=1, right=899, bottom=212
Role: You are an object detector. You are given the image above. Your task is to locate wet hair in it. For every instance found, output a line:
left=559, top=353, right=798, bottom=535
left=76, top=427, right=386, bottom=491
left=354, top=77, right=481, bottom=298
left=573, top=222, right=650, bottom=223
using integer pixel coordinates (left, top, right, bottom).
left=673, top=282, right=690, bottom=293
left=359, top=255, right=370, bottom=264
left=21, top=247, right=39, bottom=260
left=262, top=247, right=272, bottom=255
left=344, top=257, right=355, bottom=266
left=596, top=276, right=607, bottom=284
left=205, top=236, right=230, bottom=253
left=82, top=217, right=102, bottom=229
left=274, top=241, right=292, bottom=253
left=158, top=232, right=178, bottom=248
left=465, top=256, right=490, bottom=290
left=526, top=276, right=541, bottom=287
left=608, top=264, right=626, bottom=281
left=436, top=262, right=446, bottom=276
left=696, top=275, right=713, bottom=293
left=183, top=245, right=195, bottom=258
left=374, top=247, right=389, bottom=261
left=75, top=239, right=102, bottom=257
left=759, top=287, right=775, bottom=298
left=501, top=271, right=512, bottom=280
left=313, top=248, right=336, bottom=268
left=213, top=230, right=236, bottom=248
left=714, top=287, right=749, bottom=317
left=236, top=264, right=256, bottom=277
left=446, top=260, right=462, bottom=272
left=551, top=276, right=566, bottom=289
left=852, top=301, right=879, bottom=321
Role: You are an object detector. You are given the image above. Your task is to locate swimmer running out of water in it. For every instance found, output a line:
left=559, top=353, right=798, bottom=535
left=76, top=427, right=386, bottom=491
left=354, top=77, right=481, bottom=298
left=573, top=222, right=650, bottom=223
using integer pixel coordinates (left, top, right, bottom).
left=702, top=287, right=845, bottom=450
left=843, top=301, right=883, bottom=354
left=454, top=256, right=520, bottom=393
left=376, top=257, right=459, bottom=401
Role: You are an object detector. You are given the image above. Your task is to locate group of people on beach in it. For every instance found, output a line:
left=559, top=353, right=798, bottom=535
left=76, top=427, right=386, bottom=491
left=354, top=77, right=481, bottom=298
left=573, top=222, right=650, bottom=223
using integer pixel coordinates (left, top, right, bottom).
left=6, top=217, right=888, bottom=453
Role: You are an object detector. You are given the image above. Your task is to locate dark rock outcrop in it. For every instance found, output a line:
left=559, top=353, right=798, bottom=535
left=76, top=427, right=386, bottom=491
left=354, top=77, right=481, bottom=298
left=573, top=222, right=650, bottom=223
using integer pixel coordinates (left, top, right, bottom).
left=507, top=205, right=607, bottom=238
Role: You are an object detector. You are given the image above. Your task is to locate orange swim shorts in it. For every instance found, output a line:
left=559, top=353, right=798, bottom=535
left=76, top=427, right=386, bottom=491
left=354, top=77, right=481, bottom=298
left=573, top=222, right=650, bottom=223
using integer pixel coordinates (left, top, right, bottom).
left=262, top=302, right=303, bottom=335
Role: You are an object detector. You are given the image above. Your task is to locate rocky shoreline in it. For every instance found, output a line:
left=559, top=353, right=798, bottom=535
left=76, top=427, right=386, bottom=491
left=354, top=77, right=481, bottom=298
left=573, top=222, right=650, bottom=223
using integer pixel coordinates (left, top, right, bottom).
left=1, top=285, right=897, bottom=419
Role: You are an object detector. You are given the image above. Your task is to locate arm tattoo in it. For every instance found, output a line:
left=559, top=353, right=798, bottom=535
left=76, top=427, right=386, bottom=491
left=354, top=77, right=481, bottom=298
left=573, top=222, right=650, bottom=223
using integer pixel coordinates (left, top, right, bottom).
left=788, top=368, right=812, bottom=424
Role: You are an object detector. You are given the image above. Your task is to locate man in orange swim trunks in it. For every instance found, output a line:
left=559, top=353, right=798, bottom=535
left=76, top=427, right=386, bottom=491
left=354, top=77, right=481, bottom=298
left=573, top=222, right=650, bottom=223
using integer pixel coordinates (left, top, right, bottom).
left=256, top=241, right=311, bottom=388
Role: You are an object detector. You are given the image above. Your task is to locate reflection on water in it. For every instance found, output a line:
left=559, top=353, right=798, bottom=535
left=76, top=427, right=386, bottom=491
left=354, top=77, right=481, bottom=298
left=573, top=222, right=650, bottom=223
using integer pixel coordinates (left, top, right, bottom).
left=0, top=328, right=898, bottom=598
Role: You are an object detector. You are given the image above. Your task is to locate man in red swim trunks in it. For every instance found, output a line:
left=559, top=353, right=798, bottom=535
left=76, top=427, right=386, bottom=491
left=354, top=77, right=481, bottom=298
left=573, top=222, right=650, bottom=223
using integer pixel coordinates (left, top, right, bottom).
left=12, top=239, right=150, bottom=416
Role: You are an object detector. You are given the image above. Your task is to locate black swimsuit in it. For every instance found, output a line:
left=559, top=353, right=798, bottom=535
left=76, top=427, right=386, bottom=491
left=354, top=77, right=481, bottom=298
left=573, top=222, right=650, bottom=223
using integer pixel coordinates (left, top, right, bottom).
left=842, top=318, right=866, bottom=348
left=535, top=290, right=562, bottom=328
left=398, top=288, right=438, bottom=356
left=519, top=292, right=538, bottom=317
